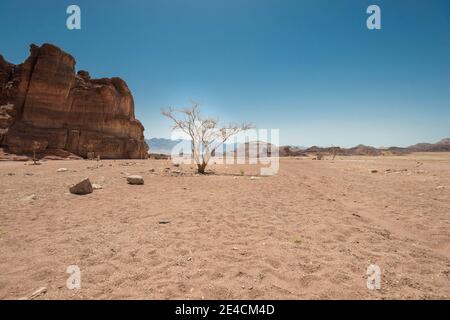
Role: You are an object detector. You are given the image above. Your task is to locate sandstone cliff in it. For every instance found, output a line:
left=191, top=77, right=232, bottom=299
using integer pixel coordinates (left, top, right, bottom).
left=0, top=43, right=148, bottom=159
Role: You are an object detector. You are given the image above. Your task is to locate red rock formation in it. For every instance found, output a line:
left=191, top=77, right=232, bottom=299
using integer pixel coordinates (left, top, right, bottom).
left=0, top=43, right=148, bottom=159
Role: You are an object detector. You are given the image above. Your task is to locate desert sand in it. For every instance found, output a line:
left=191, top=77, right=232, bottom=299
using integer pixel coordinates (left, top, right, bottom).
left=0, top=153, right=449, bottom=299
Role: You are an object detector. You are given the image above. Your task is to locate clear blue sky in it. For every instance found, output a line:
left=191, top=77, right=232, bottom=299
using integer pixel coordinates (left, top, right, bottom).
left=1, top=0, right=449, bottom=147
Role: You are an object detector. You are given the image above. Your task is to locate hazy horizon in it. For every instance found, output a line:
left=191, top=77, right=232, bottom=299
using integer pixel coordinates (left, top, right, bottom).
left=1, top=0, right=449, bottom=147
left=146, top=135, right=449, bottom=149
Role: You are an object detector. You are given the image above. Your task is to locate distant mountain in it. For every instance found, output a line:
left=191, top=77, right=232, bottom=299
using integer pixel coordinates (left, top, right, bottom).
left=286, top=138, right=450, bottom=157
left=408, top=138, right=450, bottom=152
left=147, top=137, right=450, bottom=157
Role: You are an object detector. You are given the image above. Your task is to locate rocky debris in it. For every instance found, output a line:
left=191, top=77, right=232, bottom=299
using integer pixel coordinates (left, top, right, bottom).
left=92, top=183, right=103, bottom=190
left=69, top=178, right=93, bottom=195
left=127, top=175, right=144, bottom=185
left=0, top=43, right=149, bottom=159
left=57, top=168, right=68, bottom=172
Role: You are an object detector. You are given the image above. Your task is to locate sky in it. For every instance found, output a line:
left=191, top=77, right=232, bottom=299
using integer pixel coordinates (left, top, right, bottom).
left=1, top=0, right=449, bottom=147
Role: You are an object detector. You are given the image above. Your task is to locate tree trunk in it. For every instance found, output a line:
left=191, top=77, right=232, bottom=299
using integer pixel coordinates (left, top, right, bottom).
left=197, top=162, right=207, bottom=174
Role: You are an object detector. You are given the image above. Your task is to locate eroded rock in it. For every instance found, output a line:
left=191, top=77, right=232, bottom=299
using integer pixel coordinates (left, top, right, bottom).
left=0, top=44, right=149, bottom=159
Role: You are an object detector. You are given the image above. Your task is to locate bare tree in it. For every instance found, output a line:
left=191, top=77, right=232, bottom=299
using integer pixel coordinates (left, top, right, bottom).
left=162, top=103, right=252, bottom=174
left=31, top=141, right=41, bottom=165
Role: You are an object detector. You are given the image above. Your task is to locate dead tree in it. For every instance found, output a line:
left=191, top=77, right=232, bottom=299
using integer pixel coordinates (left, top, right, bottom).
left=162, top=103, right=252, bottom=174
left=31, top=141, right=41, bottom=165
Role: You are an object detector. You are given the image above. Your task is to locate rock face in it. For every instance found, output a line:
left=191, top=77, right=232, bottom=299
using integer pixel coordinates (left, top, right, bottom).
left=0, top=43, right=148, bottom=159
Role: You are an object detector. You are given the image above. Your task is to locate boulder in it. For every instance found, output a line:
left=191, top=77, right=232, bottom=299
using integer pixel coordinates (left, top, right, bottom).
left=92, top=183, right=103, bottom=190
left=69, top=178, right=93, bottom=195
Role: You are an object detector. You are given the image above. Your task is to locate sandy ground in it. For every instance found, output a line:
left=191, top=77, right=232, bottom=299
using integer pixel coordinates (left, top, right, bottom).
left=0, top=153, right=449, bottom=300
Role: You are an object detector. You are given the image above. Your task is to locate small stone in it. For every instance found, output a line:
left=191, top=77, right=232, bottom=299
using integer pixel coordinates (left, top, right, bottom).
left=57, top=168, right=68, bottom=172
left=436, top=186, right=444, bottom=190
left=370, top=169, right=378, bottom=173
left=250, top=176, right=261, bottom=180
left=159, top=219, right=171, bottom=224
left=92, top=184, right=103, bottom=190
left=69, top=178, right=93, bottom=195
left=127, top=175, right=144, bottom=185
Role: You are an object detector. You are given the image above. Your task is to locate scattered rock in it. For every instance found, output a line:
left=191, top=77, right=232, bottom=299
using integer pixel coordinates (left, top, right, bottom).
left=69, top=178, right=93, bottom=195
left=57, top=168, right=68, bottom=172
left=22, top=194, right=37, bottom=202
left=12, top=156, right=29, bottom=161
left=127, top=175, right=144, bottom=185
left=92, top=183, right=103, bottom=190
left=19, top=286, right=47, bottom=300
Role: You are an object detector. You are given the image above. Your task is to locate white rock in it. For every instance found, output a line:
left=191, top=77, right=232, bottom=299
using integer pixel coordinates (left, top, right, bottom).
left=92, top=184, right=103, bottom=190
left=57, top=168, right=68, bottom=172
left=22, top=194, right=37, bottom=202
left=127, top=175, right=144, bottom=185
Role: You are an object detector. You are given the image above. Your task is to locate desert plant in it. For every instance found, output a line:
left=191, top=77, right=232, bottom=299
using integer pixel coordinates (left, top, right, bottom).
left=31, top=141, right=41, bottom=165
left=162, top=103, right=252, bottom=174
